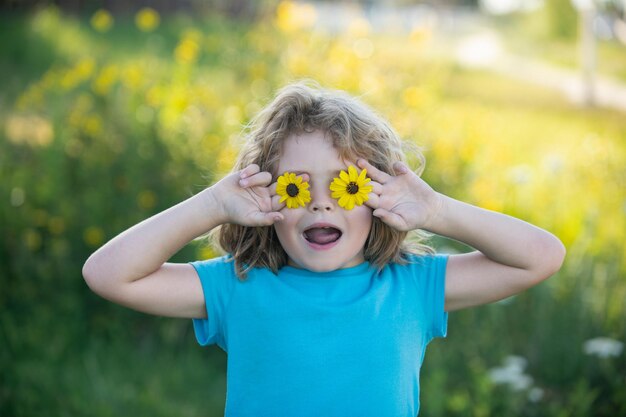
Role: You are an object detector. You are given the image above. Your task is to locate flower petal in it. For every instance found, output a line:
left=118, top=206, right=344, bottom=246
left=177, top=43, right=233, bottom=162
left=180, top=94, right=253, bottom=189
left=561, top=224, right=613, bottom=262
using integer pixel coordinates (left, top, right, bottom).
left=338, top=193, right=349, bottom=208
left=333, top=177, right=348, bottom=187
left=348, top=166, right=359, bottom=182
left=300, top=189, right=311, bottom=202
left=330, top=182, right=347, bottom=192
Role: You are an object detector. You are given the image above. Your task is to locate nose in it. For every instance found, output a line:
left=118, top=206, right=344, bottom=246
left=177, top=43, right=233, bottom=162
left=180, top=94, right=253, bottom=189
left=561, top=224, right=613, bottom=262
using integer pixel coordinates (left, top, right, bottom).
left=308, top=181, right=335, bottom=212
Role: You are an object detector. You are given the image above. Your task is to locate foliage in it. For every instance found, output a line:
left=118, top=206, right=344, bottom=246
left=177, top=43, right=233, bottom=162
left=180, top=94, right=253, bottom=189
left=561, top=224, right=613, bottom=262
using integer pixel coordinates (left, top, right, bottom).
left=544, top=0, right=578, bottom=40
left=1, top=4, right=625, bottom=416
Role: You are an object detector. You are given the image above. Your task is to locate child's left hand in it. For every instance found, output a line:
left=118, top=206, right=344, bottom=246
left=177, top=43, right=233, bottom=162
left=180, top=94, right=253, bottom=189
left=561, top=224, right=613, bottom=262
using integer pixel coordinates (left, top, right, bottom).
left=357, top=159, right=444, bottom=232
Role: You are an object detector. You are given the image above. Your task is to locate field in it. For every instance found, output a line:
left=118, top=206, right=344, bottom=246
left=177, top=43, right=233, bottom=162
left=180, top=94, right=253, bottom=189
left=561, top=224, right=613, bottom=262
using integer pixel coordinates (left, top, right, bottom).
left=2, top=4, right=625, bottom=416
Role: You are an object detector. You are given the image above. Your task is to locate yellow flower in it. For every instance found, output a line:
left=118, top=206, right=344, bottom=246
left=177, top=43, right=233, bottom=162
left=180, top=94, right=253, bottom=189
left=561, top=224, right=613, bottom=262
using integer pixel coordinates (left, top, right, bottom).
left=175, top=38, right=199, bottom=64
left=276, top=172, right=311, bottom=209
left=330, top=166, right=373, bottom=210
left=91, top=9, right=113, bottom=33
left=275, top=1, right=317, bottom=33
left=137, top=190, right=157, bottom=210
left=92, top=64, right=118, bottom=95
left=135, top=7, right=160, bottom=32
left=5, top=114, right=54, bottom=147
left=83, top=226, right=104, bottom=247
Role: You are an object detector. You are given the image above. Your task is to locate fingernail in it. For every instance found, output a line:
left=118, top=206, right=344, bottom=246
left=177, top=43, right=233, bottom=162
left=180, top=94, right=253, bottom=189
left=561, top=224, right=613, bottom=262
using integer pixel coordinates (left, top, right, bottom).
left=239, top=179, right=247, bottom=186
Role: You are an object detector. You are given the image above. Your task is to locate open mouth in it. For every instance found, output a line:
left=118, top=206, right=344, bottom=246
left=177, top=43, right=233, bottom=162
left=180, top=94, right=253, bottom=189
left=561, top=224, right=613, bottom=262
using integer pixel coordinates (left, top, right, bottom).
left=303, top=226, right=342, bottom=248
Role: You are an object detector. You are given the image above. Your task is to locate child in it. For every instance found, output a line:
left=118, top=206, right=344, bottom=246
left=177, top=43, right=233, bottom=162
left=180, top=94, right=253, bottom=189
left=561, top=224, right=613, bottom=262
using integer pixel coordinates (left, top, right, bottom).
left=83, top=81, right=566, bottom=416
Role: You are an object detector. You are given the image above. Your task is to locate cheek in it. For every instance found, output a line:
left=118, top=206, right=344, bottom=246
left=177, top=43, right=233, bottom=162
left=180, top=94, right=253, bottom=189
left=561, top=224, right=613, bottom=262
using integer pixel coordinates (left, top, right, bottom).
left=273, top=210, right=301, bottom=242
left=349, top=207, right=373, bottom=236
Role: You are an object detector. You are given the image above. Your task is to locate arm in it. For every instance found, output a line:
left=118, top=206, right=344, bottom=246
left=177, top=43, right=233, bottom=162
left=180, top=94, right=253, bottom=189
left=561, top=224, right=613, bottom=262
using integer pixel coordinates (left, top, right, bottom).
left=82, top=165, right=284, bottom=318
left=358, top=159, right=566, bottom=312
left=424, top=194, right=565, bottom=311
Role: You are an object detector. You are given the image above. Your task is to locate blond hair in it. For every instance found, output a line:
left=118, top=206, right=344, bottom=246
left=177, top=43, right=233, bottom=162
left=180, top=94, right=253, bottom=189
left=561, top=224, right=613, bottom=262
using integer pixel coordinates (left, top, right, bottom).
left=213, top=80, right=434, bottom=278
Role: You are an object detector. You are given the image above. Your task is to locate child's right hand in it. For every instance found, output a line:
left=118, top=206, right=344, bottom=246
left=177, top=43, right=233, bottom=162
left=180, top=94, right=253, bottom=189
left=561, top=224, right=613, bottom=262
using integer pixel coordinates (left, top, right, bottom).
left=208, top=164, right=286, bottom=227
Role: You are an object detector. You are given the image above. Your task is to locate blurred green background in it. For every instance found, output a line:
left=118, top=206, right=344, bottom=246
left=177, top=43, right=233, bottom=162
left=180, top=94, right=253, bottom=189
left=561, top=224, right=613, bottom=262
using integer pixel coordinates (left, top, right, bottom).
left=2, top=0, right=625, bottom=416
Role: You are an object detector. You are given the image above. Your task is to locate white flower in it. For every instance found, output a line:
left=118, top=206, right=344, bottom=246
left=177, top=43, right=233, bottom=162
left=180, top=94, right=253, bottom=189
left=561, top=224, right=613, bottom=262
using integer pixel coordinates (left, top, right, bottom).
left=504, top=355, right=528, bottom=372
left=528, top=387, right=544, bottom=402
left=583, top=337, right=624, bottom=358
left=488, top=355, right=533, bottom=391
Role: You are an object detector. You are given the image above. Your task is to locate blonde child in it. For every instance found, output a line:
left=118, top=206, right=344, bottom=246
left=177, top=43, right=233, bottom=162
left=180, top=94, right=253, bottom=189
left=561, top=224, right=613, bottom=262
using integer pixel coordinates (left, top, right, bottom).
left=83, top=81, right=565, bottom=416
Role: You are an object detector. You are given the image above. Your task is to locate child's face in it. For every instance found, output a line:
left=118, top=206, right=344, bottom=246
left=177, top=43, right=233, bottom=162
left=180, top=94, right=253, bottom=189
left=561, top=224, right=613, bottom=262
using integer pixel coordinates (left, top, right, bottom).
left=274, top=130, right=373, bottom=272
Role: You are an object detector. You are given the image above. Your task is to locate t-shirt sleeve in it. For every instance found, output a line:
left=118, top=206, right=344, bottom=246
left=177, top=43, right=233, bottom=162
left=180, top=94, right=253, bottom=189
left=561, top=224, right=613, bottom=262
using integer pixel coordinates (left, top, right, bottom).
left=409, top=253, right=449, bottom=342
left=189, top=256, right=237, bottom=350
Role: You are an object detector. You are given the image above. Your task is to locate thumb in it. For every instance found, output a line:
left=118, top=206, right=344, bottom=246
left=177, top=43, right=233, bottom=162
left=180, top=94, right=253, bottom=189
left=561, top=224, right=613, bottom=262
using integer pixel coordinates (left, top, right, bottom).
left=373, top=208, right=408, bottom=231
left=392, top=161, right=409, bottom=175
left=251, top=211, right=283, bottom=226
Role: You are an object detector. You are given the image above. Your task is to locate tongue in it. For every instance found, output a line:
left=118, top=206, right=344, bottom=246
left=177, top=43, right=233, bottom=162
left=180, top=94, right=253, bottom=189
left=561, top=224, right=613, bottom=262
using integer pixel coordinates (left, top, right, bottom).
left=305, top=228, right=341, bottom=244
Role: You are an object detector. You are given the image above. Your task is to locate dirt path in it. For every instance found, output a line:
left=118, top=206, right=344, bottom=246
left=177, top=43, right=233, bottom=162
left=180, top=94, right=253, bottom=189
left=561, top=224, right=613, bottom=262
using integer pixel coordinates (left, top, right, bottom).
left=309, top=2, right=626, bottom=112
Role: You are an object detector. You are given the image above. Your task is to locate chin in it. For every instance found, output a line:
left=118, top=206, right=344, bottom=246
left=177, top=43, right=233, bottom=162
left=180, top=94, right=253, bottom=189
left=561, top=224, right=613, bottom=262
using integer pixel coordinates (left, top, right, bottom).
left=303, top=261, right=341, bottom=272
left=289, top=254, right=363, bottom=272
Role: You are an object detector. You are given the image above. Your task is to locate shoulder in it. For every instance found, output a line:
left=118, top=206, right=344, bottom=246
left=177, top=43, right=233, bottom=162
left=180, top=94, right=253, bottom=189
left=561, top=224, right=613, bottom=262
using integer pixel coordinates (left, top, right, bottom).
left=382, top=253, right=449, bottom=296
left=190, top=255, right=237, bottom=279
left=393, top=252, right=449, bottom=274
left=190, top=254, right=234, bottom=268
left=190, top=255, right=277, bottom=283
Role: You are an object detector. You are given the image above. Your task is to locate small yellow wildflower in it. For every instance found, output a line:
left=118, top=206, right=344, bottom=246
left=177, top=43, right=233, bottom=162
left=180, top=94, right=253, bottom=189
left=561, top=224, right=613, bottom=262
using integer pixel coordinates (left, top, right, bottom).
left=275, top=1, right=317, bottom=33
left=135, top=7, right=160, bottom=32
left=91, top=9, right=113, bottom=33
left=83, top=226, right=104, bottom=247
left=276, top=172, right=311, bottom=209
left=330, top=166, right=373, bottom=210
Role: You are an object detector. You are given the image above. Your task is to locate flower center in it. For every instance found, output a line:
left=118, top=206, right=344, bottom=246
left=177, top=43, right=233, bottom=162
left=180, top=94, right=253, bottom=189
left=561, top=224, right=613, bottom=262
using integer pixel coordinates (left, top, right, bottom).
left=286, top=183, right=299, bottom=197
left=347, top=182, right=359, bottom=195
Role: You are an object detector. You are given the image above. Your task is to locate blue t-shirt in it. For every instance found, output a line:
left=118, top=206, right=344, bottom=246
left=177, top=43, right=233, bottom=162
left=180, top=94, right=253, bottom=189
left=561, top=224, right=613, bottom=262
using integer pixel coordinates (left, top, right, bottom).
left=191, top=253, right=449, bottom=417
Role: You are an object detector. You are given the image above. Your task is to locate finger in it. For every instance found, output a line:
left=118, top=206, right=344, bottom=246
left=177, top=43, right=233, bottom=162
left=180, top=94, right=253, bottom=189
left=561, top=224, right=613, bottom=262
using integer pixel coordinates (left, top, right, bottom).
left=392, top=161, right=410, bottom=176
left=298, top=173, right=310, bottom=183
left=365, top=193, right=380, bottom=210
left=251, top=211, right=284, bottom=226
left=274, top=172, right=310, bottom=181
left=271, top=194, right=286, bottom=212
left=239, top=171, right=272, bottom=188
left=372, top=208, right=408, bottom=231
left=240, top=164, right=260, bottom=179
left=357, top=159, right=392, bottom=184
left=370, top=181, right=383, bottom=195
